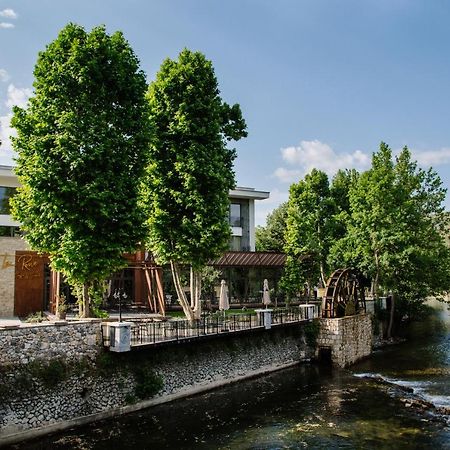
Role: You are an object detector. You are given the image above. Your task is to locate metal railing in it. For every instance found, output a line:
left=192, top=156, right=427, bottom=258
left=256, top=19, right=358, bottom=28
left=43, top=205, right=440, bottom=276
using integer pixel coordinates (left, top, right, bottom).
left=272, top=305, right=317, bottom=325
left=101, top=306, right=319, bottom=348
left=128, top=313, right=259, bottom=346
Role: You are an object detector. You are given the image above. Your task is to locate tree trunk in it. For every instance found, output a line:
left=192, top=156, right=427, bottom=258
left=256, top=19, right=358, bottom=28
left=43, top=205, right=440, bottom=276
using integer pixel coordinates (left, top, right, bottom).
left=171, top=261, right=195, bottom=322
left=319, top=262, right=326, bottom=288
left=373, top=250, right=380, bottom=299
left=190, top=267, right=195, bottom=309
left=387, top=291, right=395, bottom=339
left=193, top=269, right=202, bottom=320
left=81, top=282, right=90, bottom=318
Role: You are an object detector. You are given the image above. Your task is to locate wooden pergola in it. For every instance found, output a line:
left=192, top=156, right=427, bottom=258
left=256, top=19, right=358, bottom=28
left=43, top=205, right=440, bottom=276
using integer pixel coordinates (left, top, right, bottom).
left=49, top=252, right=165, bottom=316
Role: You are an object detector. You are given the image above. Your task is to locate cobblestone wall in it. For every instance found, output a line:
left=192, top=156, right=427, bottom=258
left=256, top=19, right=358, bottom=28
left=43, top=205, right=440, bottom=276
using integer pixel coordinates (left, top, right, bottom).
left=0, top=320, right=102, bottom=366
left=0, top=324, right=314, bottom=444
left=0, top=237, right=28, bottom=316
left=317, top=313, right=372, bottom=367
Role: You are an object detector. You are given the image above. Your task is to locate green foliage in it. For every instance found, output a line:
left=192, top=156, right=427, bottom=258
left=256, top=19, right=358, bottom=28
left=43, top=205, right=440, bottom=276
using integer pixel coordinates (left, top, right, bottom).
left=125, top=393, right=137, bottom=405
left=10, top=23, right=151, bottom=313
left=283, top=169, right=337, bottom=293
left=255, top=202, right=288, bottom=252
left=25, top=312, right=48, bottom=323
left=0, top=358, right=70, bottom=394
left=132, top=362, right=164, bottom=400
left=200, top=265, right=220, bottom=298
left=28, top=358, right=69, bottom=388
left=142, top=48, right=247, bottom=269
left=95, top=351, right=118, bottom=376
left=304, top=319, right=320, bottom=347
left=330, top=142, right=450, bottom=335
left=88, top=280, right=109, bottom=318
left=95, top=351, right=163, bottom=400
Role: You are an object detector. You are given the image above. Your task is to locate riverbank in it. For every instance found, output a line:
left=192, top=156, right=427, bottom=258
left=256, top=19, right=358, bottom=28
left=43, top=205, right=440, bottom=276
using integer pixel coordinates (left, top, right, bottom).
left=8, top=303, right=449, bottom=449
left=0, top=324, right=316, bottom=447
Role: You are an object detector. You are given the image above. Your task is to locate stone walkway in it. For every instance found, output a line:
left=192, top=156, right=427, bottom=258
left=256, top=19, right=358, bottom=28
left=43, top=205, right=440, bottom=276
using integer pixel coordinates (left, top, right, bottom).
left=0, top=317, right=22, bottom=327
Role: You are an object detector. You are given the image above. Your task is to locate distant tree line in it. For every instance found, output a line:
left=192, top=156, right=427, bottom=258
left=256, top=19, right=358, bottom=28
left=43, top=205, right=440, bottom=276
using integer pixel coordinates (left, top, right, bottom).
left=256, top=143, right=450, bottom=337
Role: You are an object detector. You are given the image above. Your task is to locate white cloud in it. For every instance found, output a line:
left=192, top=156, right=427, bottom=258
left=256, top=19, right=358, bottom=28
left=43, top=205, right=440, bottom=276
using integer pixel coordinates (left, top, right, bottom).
left=0, top=84, right=32, bottom=162
left=0, top=22, right=14, bottom=29
left=412, top=148, right=450, bottom=167
left=0, top=9, right=18, bottom=19
left=255, top=188, right=289, bottom=226
left=272, top=167, right=303, bottom=183
left=0, top=112, right=14, bottom=155
left=5, top=84, right=32, bottom=109
left=273, top=139, right=370, bottom=182
left=0, top=69, right=9, bottom=82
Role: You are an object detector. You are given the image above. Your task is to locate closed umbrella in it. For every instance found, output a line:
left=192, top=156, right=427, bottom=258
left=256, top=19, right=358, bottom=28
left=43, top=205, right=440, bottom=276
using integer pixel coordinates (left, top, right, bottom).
left=263, top=279, right=271, bottom=308
left=219, top=279, right=229, bottom=328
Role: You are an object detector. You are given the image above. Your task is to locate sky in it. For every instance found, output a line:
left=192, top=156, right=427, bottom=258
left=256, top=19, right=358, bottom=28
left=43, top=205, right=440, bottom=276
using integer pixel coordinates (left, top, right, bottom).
left=1, top=0, right=450, bottom=225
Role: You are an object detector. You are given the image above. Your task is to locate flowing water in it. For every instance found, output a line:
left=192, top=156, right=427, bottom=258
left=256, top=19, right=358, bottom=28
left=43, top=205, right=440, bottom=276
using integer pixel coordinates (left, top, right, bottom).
left=10, top=301, right=450, bottom=449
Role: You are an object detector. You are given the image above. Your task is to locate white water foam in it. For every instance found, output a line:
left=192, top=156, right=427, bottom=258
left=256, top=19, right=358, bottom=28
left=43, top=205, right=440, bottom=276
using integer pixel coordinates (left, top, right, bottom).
left=354, top=372, right=450, bottom=412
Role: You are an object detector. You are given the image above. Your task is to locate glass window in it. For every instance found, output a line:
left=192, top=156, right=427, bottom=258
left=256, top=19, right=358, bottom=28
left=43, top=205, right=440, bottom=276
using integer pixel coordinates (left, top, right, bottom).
left=0, top=186, right=17, bottom=214
left=230, top=236, right=241, bottom=251
left=229, top=203, right=241, bottom=227
left=0, top=226, right=20, bottom=237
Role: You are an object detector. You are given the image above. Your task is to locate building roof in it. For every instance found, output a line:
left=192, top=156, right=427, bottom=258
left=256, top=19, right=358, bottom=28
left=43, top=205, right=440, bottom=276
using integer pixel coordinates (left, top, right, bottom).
left=229, top=187, right=270, bottom=200
left=210, top=251, right=286, bottom=267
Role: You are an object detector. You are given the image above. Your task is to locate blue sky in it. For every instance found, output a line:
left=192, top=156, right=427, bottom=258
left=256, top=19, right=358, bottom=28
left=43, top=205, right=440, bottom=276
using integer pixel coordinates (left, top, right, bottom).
left=1, top=0, right=450, bottom=224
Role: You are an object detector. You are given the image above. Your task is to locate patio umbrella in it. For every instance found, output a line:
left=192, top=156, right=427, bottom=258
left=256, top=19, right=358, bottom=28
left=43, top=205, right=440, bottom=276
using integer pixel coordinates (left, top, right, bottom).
left=263, top=279, right=271, bottom=308
left=219, top=280, right=229, bottom=327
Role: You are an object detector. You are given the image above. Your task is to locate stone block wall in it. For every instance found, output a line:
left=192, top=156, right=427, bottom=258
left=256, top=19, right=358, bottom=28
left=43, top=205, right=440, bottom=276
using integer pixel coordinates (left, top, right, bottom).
left=0, top=324, right=314, bottom=445
left=0, top=320, right=102, bottom=366
left=317, top=313, right=372, bottom=367
left=0, top=237, right=28, bottom=316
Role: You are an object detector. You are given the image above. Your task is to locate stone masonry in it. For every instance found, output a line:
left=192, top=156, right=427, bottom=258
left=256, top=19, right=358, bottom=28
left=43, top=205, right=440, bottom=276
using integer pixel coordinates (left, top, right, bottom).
left=0, top=324, right=313, bottom=444
left=317, top=313, right=372, bottom=367
left=0, top=237, right=28, bottom=317
left=0, top=320, right=102, bottom=366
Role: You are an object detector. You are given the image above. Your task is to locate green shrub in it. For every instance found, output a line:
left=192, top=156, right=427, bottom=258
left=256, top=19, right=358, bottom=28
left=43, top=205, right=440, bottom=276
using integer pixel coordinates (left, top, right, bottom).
left=28, top=359, right=68, bottom=387
left=132, top=363, right=163, bottom=400
left=304, top=319, right=320, bottom=347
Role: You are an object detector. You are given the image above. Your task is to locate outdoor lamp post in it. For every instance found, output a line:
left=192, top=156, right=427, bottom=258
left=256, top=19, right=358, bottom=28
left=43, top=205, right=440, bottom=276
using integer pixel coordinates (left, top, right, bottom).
left=113, top=289, right=126, bottom=323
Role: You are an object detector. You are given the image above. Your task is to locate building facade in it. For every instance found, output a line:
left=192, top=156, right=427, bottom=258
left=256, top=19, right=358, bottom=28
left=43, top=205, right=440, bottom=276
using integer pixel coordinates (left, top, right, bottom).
left=228, top=187, right=269, bottom=251
left=0, top=166, right=271, bottom=316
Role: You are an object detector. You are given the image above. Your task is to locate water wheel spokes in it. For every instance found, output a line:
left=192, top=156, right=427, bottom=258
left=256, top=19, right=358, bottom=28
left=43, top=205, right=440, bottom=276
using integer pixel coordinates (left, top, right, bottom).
left=322, top=268, right=366, bottom=318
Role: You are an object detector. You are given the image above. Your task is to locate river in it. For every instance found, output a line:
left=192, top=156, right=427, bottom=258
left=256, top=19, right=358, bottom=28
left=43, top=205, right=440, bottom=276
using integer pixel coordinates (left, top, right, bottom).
left=9, top=301, right=450, bottom=449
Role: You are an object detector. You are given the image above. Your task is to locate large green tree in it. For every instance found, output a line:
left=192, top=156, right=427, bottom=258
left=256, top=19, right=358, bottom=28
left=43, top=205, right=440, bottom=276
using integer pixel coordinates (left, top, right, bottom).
left=330, top=143, right=450, bottom=337
left=142, top=49, right=247, bottom=321
left=284, top=169, right=337, bottom=294
left=255, top=202, right=288, bottom=252
left=11, top=24, right=151, bottom=317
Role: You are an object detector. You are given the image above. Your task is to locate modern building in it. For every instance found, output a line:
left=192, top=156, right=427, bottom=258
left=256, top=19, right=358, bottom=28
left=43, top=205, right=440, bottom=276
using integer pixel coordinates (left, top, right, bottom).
left=0, top=165, right=274, bottom=316
left=228, top=187, right=269, bottom=251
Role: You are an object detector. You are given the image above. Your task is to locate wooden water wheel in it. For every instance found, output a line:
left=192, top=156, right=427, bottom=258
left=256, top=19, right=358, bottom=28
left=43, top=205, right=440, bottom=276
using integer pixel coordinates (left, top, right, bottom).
left=321, top=268, right=366, bottom=318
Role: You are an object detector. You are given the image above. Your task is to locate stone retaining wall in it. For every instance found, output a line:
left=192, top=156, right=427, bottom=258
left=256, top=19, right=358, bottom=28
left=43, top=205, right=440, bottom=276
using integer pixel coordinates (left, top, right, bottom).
left=317, top=313, right=372, bottom=367
left=0, top=320, right=102, bottom=366
left=0, top=324, right=314, bottom=445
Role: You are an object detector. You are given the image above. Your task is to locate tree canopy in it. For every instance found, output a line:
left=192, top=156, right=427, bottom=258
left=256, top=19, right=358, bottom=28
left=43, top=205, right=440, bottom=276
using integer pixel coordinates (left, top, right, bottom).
left=142, top=48, right=247, bottom=320
left=255, top=202, right=288, bottom=252
left=273, top=142, right=450, bottom=327
left=284, top=169, right=337, bottom=291
left=11, top=23, right=151, bottom=316
left=329, top=143, right=450, bottom=335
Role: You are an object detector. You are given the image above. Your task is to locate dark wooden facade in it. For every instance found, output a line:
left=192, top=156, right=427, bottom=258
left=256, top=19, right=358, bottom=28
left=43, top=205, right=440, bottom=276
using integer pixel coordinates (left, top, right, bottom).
left=14, top=251, right=49, bottom=317
left=13, top=250, right=165, bottom=317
